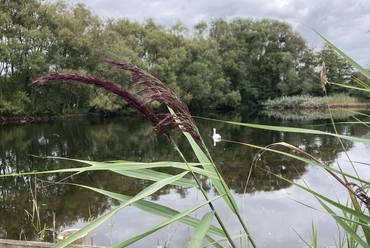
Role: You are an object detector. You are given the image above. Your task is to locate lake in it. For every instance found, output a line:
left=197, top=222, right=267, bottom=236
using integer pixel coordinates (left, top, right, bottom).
left=1, top=110, right=369, bottom=247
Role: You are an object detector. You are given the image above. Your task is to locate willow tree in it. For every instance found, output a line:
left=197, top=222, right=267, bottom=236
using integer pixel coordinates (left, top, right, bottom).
left=246, top=19, right=309, bottom=101
left=178, top=25, right=241, bottom=109
left=209, top=18, right=313, bottom=104
left=0, top=0, right=57, bottom=115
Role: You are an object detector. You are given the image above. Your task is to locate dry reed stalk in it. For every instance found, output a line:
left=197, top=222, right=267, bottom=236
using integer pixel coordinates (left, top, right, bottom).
left=320, top=61, right=330, bottom=93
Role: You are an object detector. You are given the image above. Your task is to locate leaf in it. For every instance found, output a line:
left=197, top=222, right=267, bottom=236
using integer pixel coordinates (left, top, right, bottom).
left=112, top=195, right=224, bottom=247
left=183, top=131, right=238, bottom=212
left=188, top=211, right=215, bottom=248
left=111, top=168, right=197, bottom=187
left=164, top=107, right=238, bottom=213
left=0, top=159, right=217, bottom=179
left=197, top=117, right=370, bottom=145
left=275, top=169, right=370, bottom=247
left=317, top=197, right=370, bottom=248
left=311, top=28, right=370, bottom=80
left=74, top=185, right=225, bottom=236
left=53, top=171, right=189, bottom=247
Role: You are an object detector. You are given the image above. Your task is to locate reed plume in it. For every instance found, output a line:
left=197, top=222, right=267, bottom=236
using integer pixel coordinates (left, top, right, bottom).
left=104, top=60, right=200, bottom=140
left=31, top=60, right=200, bottom=140
left=320, top=61, right=330, bottom=93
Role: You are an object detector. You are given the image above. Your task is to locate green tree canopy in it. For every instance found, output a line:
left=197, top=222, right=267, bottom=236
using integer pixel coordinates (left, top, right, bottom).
left=0, top=0, right=357, bottom=116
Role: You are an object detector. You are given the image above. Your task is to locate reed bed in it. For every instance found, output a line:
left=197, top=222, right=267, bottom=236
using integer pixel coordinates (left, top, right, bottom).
left=260, top=108, right=357, bottom=121
left=263, top=94, right=369, bottom=109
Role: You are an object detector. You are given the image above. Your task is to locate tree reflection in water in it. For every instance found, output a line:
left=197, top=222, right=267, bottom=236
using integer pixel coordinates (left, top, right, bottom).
left=0, top=111, right=364, bottom=244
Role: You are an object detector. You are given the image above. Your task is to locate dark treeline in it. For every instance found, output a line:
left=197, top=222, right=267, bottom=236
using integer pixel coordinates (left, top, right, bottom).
left=0, top=0, right=363, bottom=117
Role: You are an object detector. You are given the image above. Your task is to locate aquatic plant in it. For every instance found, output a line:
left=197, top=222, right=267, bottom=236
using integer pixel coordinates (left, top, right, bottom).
left=253, top=30, right=370, bottom=247
left=2, top=28, right=370, bottom=248
left=29, top=60, right=256, bottom=247
left=262, top=94, right=366, bottom=109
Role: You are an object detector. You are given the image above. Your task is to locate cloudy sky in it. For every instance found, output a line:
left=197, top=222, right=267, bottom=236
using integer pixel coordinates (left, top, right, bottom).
left=61, top=0, right=370, bottom=66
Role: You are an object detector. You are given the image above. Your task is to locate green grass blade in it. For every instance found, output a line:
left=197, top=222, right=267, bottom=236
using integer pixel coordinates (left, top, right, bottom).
left=330, top=82, right=370, bottom=93
left=231, top=140, right=369, bottom=186
left=0, top=159, right=218, bottom=180
left=292, top=228, right=312, bottom=248
left=183, top=131, right=238, bottom=212
left=54, top=171, right=189, bottom=247
left=280, top=174, right=370, bottom=247
left=204, top=235, right=224, bottom=248
left=203, top=234, right=251, bottom=248
left=75, top=185, right=225, bottom=236
left=288, top=178, right=370, bottom=224
left=124, top=171, right=189, bottom=203
left=182, top=130, right=257, bottom=247
left=112, top=195, right=224, bottom=248
left=188, top=211, right=215, bottom=248
left=311, top=221, right=317, bottom=248
left=168, top=107, right=239, bottom=212
left=53, top=204, right=126, bottom=248
left=110, top=168, right=197, bottom=187
left=112, top=164, right=218, bottom=180
left=277, top=172, right=370, bottom=222
left=200, top=117, right=370, bottom=145
left=316, top=197, right=370, bottom=248
left=311, top=28, right=370, bottom=79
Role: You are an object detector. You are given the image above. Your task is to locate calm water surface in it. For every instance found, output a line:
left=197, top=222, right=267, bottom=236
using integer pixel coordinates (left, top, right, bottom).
left=1, top=110, right=369, bottom=247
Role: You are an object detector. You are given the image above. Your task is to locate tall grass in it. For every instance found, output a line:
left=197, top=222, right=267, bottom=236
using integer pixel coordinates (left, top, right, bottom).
left=1, top=30, right=370, bottom=248
left=13, top=61, right=257, bottom=248
left=262, top=95, right=329, bottom=109
left=253, top=30, right=370, bottom=247
left=262, top=94, right=367, bottom=109
left=328, top=93, right=362, bottom=107
left=261, top=108, right=357, bottom=121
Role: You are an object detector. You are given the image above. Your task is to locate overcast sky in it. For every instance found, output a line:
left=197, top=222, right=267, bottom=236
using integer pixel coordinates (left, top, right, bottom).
left=61, top=0, right=370, bottom=66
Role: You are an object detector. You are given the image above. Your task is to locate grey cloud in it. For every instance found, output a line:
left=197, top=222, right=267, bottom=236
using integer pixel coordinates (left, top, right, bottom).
left=59, top=0, right=370, bottom=65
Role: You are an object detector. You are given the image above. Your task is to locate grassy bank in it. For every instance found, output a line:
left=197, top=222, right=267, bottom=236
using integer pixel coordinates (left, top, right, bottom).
left=262, top=94, right=369, bottom=109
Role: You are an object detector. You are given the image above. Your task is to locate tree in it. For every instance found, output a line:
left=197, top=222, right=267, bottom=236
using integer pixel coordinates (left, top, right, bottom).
left=246, top=19, right=309, bottom=101
left=0, top=1, right=356, bottom=116
left=0, top=0, right=55, bottom=114
left=209, top=18, right=312, bottom=104
left=348, top=71, right=370, bottom=101
left=297, top=47, right=322, bottom=96
left=32, top=2, right=106, bottom=114
left=177, top=35, right=240, bottom=108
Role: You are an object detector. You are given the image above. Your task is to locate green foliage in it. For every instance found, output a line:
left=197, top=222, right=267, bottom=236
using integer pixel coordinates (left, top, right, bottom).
left=0, top=0, right=359, bottom=117
left=263, top=94, right=364, bottom=109
left=328, top=93, right=359, bottom=105
left=262, top=95, right=328, bottom=109
left=3, top=25, right=370, bottom=246
left=348, top=71, right=370, bottom=100
left=89, top=89, right=122, bottom=114
left=268, top=29, right=370, bottom=247
left=318, top=44, right=353, bottom=94
left=0, top=91, right=31, bottom=116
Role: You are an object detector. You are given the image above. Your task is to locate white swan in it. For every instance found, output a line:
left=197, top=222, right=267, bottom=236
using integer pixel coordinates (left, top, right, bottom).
left=213, top=128, right=221, bottom=140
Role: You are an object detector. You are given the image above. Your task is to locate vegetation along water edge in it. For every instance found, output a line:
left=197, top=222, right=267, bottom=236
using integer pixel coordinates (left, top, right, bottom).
left=1, top=0, right=368, bottom=122
left=2, top=0, right=370, bottom=247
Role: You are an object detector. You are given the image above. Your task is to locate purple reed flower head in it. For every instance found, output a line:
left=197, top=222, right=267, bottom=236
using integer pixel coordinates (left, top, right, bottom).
left=104, top=60, right=200, bottom=140
left=31, top=72, right=170, bottom=138
left=31, top=60, right=201, bottom=140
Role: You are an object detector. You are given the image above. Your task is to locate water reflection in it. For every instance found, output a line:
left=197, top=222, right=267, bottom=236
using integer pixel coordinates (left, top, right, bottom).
left=212, top=127, right=222, bottom=146
left=0, top=111, right=368, bottom=246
